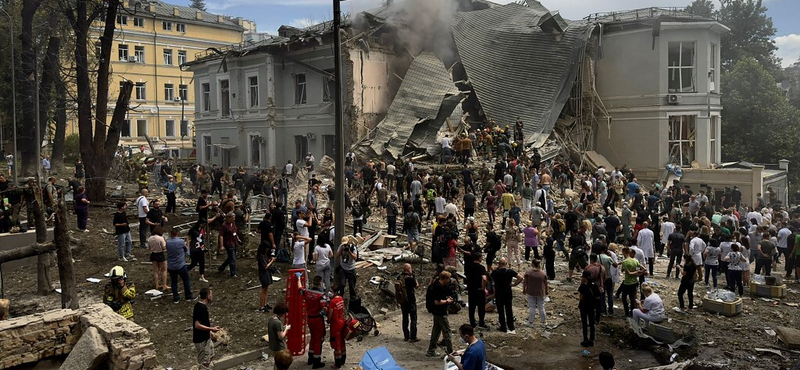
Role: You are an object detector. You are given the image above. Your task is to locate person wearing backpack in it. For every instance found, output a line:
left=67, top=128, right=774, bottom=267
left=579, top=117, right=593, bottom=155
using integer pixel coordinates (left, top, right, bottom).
left=578, top=270, right=600, bottom=347
left=426, top=271, right=454, bottom=357
left=398, top=263, right=420, bottom=342
left=404, top=210, right=420, bottom=244
left=351, top=201, right=363, bottom=236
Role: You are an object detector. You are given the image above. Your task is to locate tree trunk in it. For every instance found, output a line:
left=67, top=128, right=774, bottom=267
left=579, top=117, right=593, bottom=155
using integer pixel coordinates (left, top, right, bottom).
left=30, top=180, right=52, bottom=295
left=55, top=188, right=78, bottom=309
left=38, top=12, right=60, bottom=170
left=0, top=242, right=55, bottom=264
left=18, top=0, right=44, bottom=177
left=50, top=79, right=67, bottom=172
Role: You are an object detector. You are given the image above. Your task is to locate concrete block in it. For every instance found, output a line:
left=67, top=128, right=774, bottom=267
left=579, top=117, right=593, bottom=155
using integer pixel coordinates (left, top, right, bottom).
left=59, top=326, right=108, bottom=370
left=777, top=326, right=800, bottom=350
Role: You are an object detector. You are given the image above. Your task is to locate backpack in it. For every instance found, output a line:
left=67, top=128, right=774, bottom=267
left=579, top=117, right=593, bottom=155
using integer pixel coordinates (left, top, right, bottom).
left=554, top=219, right=565, bottom=234
left=404, top=212, right=418, bottom=229
left=395, top=275, right=409, bottom=305
left=425, top=283, right=437, bottom=313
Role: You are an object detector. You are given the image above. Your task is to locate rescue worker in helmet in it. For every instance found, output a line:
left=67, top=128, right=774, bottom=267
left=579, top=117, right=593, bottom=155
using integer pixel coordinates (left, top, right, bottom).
left=104, top=266, right=137, bottom=320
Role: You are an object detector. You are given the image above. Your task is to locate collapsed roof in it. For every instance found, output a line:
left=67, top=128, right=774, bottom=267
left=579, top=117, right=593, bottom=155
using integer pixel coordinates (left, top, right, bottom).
left=357, top=0, right=593, bottom=159
left=365, top=52, right=464, bottom=159
left=451, top=1, right=592, bottom=148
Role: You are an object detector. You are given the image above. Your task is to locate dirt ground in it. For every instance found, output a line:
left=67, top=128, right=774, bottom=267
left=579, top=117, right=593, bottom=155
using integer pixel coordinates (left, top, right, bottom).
left=3, top=174, right=800, bottom=370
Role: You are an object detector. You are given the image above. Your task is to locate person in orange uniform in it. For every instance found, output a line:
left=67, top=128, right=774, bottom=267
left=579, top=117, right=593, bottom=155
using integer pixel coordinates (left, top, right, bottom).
left=327, top=293, right=346, bottom=369
left=301, top=275, right=328, bottom=369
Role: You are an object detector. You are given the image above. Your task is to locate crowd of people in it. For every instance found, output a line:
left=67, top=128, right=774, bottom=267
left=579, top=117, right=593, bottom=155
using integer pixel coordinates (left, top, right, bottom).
left=28, top=122, right=799, bottom=370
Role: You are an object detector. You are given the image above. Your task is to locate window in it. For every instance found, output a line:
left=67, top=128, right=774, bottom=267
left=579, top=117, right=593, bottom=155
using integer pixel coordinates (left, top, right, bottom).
left=116, top=15, right=127, bottom=25
left=162, top=21, right=172, bottom=31
left=323, top=135, right=335, bottom=158
left=710, top=44, right=717, bottom=92
left=135, top=82, right=146, bottom=100
left=201, top=83, right=211, bottom=111
left=250, top=134, right=261, bottom=167
left=95, top=42, right=102, bottom=57
left=248, top=75, right=259, bottom=107
left=118, top=44, right=129, bottom=61
left=322, top=70, right=335, bottom=102
left=134, top=46, right=145, bottom=63
left=710, top=116, right=718, bottom=165
left=165, top=120, right=176, bottom=137
left=219, top=79, right=230, bottom=116
left=163, top=49, right=173, bottom=65
left=180, top=120, right=189, bottom=137
left=668, top=42, right=696, bottom=93
left=176, top=23, right=186, bottom=33
left=164, top=83, right=174, bottom=101
left=121, top=119, right=131, bottom=138
left=179, top=84, right=188, bottom=101
left=668, top=115, right=697, bottom=167
left=177, top=50, right=187, bottom=65
left=295, top=135, right=309, bottom=162
left=137, top=119, right=148, bottom=137
left=294, top=74, right=307, bottom=105
left=203, top=136, right=212, bottom=162
left=133, top=17, right=144, bottom=27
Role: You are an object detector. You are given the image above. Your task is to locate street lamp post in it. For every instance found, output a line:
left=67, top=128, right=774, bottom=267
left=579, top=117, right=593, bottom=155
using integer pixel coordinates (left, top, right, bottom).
left=333, top=0, right=346, bottom=247
left=0, top=8, right=18, bottom=185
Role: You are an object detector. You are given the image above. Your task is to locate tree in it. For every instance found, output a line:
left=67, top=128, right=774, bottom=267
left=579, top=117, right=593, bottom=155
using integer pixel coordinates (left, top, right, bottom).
left=189, top=0, right=206, bottom=11
left=61, top=0, right=133, bottom=201
left=718, top=0, right=779, bottom=74
left=721, top=57, right=800, bottom=183
left=684, top=0, right=715, bottom=18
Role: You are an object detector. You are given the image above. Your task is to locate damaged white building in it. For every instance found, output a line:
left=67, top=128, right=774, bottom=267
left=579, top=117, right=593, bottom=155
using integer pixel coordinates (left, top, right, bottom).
left=186, top=0, right=788, bottom=206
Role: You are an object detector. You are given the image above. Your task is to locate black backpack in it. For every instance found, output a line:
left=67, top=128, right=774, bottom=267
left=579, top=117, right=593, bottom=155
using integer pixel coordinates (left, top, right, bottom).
left=425, top=283, right=437, bottom=313
left=404, top=212, right=418, bottom=229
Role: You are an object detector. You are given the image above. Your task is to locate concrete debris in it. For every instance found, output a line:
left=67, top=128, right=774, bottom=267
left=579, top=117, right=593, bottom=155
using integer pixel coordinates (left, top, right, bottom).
left=59, top=326, right=108, bottom=370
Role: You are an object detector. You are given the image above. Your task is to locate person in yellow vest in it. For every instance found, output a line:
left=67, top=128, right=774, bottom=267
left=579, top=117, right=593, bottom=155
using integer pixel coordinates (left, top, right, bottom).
left=104, top=266, right=137, bottom=320
left=138, top=167, right=149, bottom=191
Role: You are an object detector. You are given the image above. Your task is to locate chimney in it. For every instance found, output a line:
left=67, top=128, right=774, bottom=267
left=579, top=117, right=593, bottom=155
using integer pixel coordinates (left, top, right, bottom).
left=779, top=159, right=790, bottom=171
left=148, top=3, right=156, bottom=12
left=218, top=15, right=224, bottom=23
left=196, top=11, right=203, bottom=20
left=173, top=7, right=179, bottom=16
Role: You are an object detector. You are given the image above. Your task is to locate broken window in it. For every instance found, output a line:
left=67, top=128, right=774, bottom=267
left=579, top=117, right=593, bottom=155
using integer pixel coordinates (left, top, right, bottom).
left=710, top=44, right=717, bottom=92
left=294, top=73, right=307, bottom=105
left=668, top=42, right=695, bottom=93
left=248, top=76, right=259, bottom=107
left=219, top=79, right=230, bottom=116
left=322, top=70, right=335, bottom=102
left=668, top=115, right=696, bottom=167
left=710, top=116, right=718, bottom=165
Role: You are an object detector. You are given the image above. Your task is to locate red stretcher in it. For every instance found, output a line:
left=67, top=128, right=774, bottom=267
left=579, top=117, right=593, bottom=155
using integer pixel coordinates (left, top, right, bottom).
left=285, top=269, right=308, bottom=356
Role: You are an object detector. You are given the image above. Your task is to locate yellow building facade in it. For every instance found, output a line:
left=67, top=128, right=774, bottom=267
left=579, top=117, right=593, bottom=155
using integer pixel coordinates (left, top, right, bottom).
left=67, top=0, right=249, bottom=156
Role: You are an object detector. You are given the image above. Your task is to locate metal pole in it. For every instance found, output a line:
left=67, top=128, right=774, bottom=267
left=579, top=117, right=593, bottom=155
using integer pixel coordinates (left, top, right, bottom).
left=333, top=0, right=345, bottom=247
left=0, top=8, right=18, bottom=185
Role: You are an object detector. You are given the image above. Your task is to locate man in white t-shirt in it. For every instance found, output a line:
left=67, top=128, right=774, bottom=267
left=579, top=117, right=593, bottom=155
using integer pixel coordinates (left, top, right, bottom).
left=292, top=234, right=312, bottom=270
left=283, top=160, right=294, bottom=177
left=136, top=189, right=150, bottom=249
left=633, top=285, right=665, bottom=327
left=441, top=135, right=452, bottom=164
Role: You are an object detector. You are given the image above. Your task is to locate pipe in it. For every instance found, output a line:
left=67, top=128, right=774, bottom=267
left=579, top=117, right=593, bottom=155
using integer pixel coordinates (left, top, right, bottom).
left=333, top=0, right=345, bottom=247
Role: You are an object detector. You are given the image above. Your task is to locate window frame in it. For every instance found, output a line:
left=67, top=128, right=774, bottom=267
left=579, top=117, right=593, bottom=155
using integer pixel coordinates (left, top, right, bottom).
left=177, top=50, right=187, bottom=66
left=246, top=73, right=259, bottom=108
left=133, top=17, right=144, bottom=27
left=135, top=82, right=146, bottom=101
left=709, top=115, right=719, bottom=165
left=709, top=44, right=717, bottom=93
left=165, top=119, right=176, bottom=138
left=164, top=83, right=175, bottom=101
left=176, top=23, right=186, bottom=33
left=116, top=14, right=128, bottom=25
left=179, top=84, right=188, bottom=101
left=118, top=44, right=129, bottom=61
left=294, top=73, right=307, bottom=105
left=201, top=82, right=211, bottom=111
left=163, top=49, right=173, bottom=65
left=668, top=115, right=698, bottom=167
left=668, top=41, right=696, bottom=93
left=218, top=78, right=231, bottom=116
left=162, top=21, right=172, bottom=31
left=203, top=135, right=212, bottom=164
left=136, top=119, right=148, bottom=138
left=134, top=46, right=145, bottom=63
left=322, top=69, right=335, bottom=102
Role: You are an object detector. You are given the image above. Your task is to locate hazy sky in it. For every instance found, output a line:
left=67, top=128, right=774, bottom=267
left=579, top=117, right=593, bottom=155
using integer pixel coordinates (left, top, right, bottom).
left=202, top=0, right=800, bottom=67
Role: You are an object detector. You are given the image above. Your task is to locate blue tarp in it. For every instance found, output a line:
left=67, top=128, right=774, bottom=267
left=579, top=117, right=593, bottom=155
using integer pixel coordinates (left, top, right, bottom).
left=359, top=346, right=406, bottom=370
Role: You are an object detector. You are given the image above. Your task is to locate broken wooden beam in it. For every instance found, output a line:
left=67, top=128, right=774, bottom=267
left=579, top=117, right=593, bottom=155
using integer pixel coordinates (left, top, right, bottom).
left=0, top=242, right=57, bottom=265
